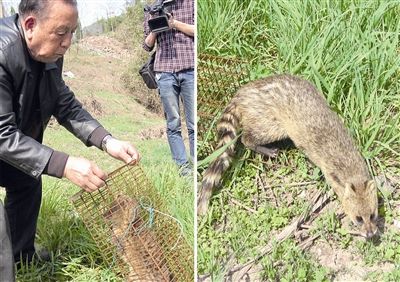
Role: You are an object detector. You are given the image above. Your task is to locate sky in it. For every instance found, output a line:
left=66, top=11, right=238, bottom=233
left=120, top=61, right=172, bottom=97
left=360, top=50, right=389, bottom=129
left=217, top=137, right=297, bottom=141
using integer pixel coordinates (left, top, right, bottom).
left=2, top=0, right=130, bottom=27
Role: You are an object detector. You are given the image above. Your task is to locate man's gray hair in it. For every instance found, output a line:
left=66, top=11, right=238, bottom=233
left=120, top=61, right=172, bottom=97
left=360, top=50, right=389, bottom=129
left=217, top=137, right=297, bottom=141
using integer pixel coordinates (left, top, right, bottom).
left=18, top=0, right=77, bottom=18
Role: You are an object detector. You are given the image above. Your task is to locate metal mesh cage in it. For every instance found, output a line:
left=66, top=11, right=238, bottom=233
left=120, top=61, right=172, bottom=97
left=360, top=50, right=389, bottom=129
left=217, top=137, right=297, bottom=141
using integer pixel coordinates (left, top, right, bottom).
left=197, top=54, right=250, bottom=158
left=71, top=164, right=193, bottom=282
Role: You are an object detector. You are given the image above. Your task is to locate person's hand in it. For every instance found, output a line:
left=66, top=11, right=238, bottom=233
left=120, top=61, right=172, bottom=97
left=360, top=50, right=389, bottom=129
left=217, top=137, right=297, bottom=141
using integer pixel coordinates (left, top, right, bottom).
left=104, top=137, right=140, bottom=165
left=63, top=156, right=107, bottom=192
left=167, top=13, right=175, bottom=29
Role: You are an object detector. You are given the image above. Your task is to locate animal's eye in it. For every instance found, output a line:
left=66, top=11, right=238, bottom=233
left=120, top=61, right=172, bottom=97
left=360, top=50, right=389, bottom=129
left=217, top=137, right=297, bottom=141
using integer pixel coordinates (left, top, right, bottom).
left=356, top=216, right=364, bottom=224
left=370, top=213, right=376, bottom=221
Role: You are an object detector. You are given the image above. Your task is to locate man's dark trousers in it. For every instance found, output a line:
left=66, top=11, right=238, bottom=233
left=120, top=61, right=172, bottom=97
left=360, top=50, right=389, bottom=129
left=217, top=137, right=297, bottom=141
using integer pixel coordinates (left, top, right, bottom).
left=0, top=165, right=42, bottom=264
left=0, top=199, right=15, bottom=282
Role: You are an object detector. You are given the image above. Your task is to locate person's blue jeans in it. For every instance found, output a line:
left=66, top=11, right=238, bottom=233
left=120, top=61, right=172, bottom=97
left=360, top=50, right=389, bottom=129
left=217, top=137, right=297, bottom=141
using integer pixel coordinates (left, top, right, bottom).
left=156, top=69, right=194, bottom=167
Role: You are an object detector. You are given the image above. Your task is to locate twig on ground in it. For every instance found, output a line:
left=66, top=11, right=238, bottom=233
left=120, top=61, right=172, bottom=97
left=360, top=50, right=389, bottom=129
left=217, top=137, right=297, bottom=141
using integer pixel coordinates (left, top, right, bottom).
left=260, top=180, right=319, bottom=191
left=227, top=193, right=258, bottom=214
left=267, top=178, right=279, bottom=208
left=197, top=274, right=211, bottom=282
left=298, top=234, right=320, bottom=250
left=255, top=173, right=261, bottom=209
left=345, top=230, right=364, bottom=237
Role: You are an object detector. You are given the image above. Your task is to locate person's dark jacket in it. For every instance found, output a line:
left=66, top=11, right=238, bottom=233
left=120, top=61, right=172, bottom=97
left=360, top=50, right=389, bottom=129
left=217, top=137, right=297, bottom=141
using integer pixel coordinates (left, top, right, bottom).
left=0, top=14, right=108, bottom=186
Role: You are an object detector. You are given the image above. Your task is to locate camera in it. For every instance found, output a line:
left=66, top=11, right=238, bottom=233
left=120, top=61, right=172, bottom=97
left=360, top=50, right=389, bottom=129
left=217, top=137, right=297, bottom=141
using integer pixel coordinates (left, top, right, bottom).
left=144, top=0, right=176, bottom=33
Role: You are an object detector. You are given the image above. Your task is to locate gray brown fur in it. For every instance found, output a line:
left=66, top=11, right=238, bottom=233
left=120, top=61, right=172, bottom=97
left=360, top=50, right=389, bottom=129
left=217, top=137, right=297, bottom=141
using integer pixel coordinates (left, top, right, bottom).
left=198, top=74, right=378, bottom=238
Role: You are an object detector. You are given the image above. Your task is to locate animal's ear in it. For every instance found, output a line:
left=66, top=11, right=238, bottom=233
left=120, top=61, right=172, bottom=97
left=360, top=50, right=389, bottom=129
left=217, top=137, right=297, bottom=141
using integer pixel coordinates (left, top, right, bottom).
left=344, top=183, right=356, bottom=197
left=365, top=180, right=376, bottom=193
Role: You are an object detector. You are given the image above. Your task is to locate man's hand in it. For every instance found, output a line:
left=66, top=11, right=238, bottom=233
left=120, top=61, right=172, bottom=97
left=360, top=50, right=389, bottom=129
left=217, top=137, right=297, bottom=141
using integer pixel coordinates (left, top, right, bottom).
left=63, top=157, right=107, bottom=192
left=166, top=13, right=194, bottom=37
left=167, top=13, right=175, bottom=29
left=104, top=137, right=140, bottom=165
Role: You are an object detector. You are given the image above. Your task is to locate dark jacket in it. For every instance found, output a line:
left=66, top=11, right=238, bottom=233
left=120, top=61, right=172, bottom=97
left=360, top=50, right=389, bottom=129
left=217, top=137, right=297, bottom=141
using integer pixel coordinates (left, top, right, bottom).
left=0, top=15, right=108, bottom=186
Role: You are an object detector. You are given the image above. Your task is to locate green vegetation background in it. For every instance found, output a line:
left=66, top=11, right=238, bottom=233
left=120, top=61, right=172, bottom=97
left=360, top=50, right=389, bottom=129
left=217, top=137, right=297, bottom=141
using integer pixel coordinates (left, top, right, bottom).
left=198, top=0, right=400, bottom=281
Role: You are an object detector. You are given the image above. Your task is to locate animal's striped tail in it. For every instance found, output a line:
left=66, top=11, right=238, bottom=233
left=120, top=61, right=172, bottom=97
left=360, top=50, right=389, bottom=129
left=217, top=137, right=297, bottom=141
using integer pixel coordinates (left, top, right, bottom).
left=197, top=102, right=241, bottom=215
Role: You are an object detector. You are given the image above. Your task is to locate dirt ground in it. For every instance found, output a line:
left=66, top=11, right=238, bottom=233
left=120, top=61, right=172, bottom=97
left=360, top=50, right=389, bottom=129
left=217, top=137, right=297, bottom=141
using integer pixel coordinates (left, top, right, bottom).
left=309, top=241, right=395, bottom=281
left=78, top=35, right=133, bottom=60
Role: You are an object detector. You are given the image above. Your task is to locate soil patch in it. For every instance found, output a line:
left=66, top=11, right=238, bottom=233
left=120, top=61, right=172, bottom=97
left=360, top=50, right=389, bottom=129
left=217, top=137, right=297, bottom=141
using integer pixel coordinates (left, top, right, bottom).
left=138, top=125, right=167, bottom=141
left=78, top=35, right=132, bottom=60
left=309, top=241, right=395, bottom=281
left=81, top=95, right=104, bottom=118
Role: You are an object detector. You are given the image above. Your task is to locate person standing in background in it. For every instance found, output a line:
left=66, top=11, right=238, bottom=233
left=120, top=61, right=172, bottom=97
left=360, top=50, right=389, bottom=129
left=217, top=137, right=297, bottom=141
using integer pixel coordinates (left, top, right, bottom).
left=143, top=0, right=195, bottom=176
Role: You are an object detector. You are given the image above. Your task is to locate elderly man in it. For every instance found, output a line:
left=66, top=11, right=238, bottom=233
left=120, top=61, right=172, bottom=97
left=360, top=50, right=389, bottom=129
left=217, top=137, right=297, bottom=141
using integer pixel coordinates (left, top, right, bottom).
left=0, top=0, right=140, bottom=265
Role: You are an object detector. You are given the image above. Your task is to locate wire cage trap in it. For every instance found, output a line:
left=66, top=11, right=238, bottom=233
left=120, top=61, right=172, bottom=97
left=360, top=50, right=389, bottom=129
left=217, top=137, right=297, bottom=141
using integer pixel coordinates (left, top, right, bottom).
left=197, top=53, right=250, bottom=159
left=71, top=164, right=193, bottom=282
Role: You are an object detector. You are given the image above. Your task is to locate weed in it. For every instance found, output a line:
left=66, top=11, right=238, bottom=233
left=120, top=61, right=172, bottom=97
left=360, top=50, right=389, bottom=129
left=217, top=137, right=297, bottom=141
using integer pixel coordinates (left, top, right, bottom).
left=260, top=240, right=331, bottom=281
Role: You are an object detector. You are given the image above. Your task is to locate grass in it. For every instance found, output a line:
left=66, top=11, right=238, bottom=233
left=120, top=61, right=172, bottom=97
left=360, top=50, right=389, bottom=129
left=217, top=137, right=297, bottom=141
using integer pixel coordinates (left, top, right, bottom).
left=5, top=31, right=194, bottom=281
left=198, top=0, right=400, bottom=280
